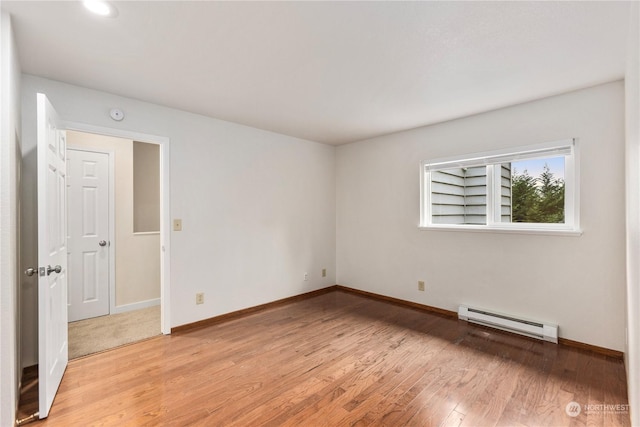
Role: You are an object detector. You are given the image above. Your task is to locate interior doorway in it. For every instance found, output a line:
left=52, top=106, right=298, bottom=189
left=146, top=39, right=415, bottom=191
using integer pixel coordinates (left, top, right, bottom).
left=16, top=94, right=173, bottom=422
left=66, top=131, right=162, bottom=359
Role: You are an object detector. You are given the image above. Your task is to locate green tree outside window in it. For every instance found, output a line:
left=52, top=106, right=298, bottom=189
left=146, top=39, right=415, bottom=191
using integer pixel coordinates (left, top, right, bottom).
left=511, top=164, right=565, bottom=223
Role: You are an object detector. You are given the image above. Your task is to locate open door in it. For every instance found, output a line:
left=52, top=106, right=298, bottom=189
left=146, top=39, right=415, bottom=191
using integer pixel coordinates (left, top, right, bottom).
left=37, top=93, right=68, bottom=418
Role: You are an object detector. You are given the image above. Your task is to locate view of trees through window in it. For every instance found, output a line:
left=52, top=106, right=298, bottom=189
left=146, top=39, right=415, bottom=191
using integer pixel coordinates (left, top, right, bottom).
left=509, top=157, right=565, bottom=224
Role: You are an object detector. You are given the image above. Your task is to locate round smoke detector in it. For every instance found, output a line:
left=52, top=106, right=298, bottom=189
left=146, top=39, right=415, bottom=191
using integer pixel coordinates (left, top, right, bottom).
left=110, top=108, right=124, bottom=121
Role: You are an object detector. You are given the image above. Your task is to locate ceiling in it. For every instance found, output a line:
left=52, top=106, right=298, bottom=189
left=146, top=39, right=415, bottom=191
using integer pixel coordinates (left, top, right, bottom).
left=1, top=1, right=632, bottom=145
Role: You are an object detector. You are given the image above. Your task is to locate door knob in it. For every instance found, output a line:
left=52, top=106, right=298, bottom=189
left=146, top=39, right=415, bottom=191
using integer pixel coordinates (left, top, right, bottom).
left=99, top=240, right=107, bottom=247
left=46, top=265, right=62, bottom=275
left=25, top=267, right=37, bottom=277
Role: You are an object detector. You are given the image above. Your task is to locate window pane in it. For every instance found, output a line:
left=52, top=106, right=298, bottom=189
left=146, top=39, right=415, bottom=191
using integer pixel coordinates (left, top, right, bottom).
left=504, top=156, right=565, bottom=224
left=431, top=166, right=487, bottom=225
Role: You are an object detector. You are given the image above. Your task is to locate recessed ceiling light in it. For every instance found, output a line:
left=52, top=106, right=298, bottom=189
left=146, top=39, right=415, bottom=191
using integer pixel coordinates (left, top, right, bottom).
left=83, top=0, right=118, bottom=18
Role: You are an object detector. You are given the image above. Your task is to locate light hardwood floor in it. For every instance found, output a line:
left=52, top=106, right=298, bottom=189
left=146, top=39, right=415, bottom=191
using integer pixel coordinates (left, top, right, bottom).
left=32, top=290, right=629, bottom=426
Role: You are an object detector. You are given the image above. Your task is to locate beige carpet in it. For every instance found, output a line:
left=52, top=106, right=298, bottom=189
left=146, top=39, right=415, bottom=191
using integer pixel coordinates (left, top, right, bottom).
left=68, top=305, right=161, bottom=359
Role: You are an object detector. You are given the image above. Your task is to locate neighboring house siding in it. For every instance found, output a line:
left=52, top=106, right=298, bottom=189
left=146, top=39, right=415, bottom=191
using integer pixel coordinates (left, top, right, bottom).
left=431, top=168, right=466, bottom=224
left=463, top=166, right=487, bottom=225
left=499, top=164, right=512, bottom=222
left=431, top=164, right=512, bottom=224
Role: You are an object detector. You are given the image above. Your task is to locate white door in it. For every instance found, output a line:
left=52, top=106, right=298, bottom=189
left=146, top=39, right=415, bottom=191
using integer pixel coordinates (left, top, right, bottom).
left=37, top=93, right=68, bottom=419
left=67, top=149, right=110, bottom=322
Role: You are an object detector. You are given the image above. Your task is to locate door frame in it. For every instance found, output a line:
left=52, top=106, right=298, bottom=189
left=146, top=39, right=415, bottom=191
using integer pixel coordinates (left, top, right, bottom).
left=66, top=146, right=115, bottom=318
left=63, top=122, right=171, bottom=334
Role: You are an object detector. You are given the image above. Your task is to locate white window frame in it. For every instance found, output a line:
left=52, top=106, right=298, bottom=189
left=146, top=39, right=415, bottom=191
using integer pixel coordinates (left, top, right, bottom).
left=420, top=139, right=581, bottom=236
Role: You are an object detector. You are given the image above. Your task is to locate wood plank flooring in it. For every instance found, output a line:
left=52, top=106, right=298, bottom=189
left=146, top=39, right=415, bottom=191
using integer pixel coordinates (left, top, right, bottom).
left=34, top=291, right=630, bottom=426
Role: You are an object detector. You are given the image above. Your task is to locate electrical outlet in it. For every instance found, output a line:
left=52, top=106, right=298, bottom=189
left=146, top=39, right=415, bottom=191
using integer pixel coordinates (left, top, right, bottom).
left=322, top=268, right=326, bottom=277
left=304, top=272, right=309, bottom=281
left=196, top=292, right=204, bottom=304
left=173, top=219, right=183, bottom=231
left=418, top=281, right=425, bottom=292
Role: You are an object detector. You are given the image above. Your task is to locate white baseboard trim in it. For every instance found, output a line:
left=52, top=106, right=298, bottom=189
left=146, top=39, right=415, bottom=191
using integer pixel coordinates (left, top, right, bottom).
left=111, top=298, right=160, bottom=314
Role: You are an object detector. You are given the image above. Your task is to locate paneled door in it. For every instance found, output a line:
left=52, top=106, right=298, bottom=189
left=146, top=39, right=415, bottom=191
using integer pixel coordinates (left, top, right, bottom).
left=37, top=93, right=68, bottom=419
left=67, top=148, right=110, bottom=322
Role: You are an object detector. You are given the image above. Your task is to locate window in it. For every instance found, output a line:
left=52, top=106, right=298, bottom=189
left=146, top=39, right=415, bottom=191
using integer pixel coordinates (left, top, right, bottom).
left=420, top=139, right=580, bottom=235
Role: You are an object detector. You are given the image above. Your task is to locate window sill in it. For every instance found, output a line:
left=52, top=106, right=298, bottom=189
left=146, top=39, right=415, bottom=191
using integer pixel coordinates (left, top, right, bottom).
left=418, top=225, right=583, bottom=237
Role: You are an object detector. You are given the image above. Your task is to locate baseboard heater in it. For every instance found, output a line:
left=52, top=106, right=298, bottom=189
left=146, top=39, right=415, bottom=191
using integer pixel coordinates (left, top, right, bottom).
left=458, top=305, right=558, bottom=343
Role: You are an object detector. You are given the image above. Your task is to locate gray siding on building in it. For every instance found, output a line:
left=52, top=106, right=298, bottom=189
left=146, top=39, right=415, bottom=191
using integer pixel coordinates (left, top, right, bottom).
left=463, top=166, right=487, bottom=224
left=431, top=168, right=466, bottom=224
left=500, top=164, right=512, bottom=223
left=431, top=164, right=512, bottom=224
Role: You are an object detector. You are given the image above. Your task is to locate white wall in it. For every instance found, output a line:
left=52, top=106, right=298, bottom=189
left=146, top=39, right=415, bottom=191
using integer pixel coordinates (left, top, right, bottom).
left=0, top=11, right=21, bottom=427
left=20, top=75, right=336, bottom=366
left=66, top=131, right=161, bottom=309
left=625, top=2, right=640, bottom=425
left=337, top=81, right=626, bottom=351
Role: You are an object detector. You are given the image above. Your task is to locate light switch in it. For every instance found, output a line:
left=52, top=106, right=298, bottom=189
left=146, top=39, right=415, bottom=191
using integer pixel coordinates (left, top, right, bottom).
left=173, top=219, right=182, bottom=231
